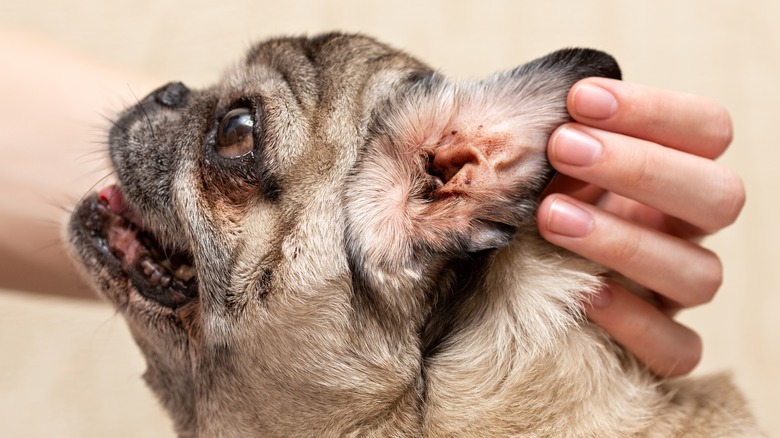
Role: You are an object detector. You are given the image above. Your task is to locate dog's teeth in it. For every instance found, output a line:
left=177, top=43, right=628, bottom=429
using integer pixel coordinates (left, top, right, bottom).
left=149, top=268, right=169, bottom=287
left=141, top=257, right=170, bottom=286
left=160, top=258, right=173, bottom=272
left=174, top=264, right=196, bottom=281
left=151, top=273, right=172, bottom=288
left=141, top=258, right=156, bottom=276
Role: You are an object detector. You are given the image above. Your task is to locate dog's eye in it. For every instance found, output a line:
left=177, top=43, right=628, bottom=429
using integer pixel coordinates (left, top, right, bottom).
left=216, top=108, right=255, bottom=158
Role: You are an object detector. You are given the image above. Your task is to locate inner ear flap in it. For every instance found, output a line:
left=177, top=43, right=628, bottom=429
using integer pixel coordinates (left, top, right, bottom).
left=429, top=127, right=525, bottom=195
left=349, top=49, right=620, bottom=259
left=426, top=49, right=619, bottom=187
left=427, top=120, right=542, bottom=201
left=418, top=48, right=621, bottom=252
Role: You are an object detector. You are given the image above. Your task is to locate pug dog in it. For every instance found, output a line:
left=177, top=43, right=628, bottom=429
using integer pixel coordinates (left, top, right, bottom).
left=67, top=33, right=761, bottom=437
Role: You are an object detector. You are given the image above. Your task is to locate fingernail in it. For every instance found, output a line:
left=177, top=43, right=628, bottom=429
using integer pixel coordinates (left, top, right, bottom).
left=551, top=127, right=602, bottom=167
left=547, top=199, right=594, bottom=237
left=571, top=84, right=618, bottom=119
left=588, top=287, right=613, bottom=309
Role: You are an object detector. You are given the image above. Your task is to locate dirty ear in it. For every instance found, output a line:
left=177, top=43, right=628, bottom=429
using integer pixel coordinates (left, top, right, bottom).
left=345, top=49, right=620, bottom=279
left=429, top=48, right=621, bottom=248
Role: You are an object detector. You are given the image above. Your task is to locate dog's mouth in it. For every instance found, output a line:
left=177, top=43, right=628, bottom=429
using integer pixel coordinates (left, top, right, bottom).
left=71, top=185, right=198, bottom=308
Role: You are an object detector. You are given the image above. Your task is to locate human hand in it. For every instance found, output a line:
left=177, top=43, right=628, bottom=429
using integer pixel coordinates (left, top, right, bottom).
left=537, top=78, right=744, bottom=377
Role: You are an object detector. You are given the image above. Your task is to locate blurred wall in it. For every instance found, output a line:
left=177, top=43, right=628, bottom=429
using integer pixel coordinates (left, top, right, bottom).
left=1, top=1, right=778, bottom=436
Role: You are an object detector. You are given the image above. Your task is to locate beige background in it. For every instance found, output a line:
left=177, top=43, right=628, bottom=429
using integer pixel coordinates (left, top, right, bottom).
left=1, top=0, right=778, bottom=436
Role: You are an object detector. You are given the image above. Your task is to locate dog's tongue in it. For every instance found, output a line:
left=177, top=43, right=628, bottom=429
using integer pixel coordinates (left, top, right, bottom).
left=99, top=185, right=143, bottom=228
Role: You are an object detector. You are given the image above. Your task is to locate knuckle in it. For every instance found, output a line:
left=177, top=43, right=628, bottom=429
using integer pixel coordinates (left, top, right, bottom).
left=720, top=170, right=747, bottom=224
left=623, top=147, right=658, bottom=195
left=709, top=106, right=735, bottom=152
left=623, top=311, right=655, bottom=340
left=704, top=168, right=746, bottom=232
left=686, top=250, right=723, bottom=306
left=701, top=254, right=724, bottom=302
left=609, top=231, right=643, bottom=264
left=673, top=332, right=703, bottom=375
left=646, top=91, right=672, bottom=130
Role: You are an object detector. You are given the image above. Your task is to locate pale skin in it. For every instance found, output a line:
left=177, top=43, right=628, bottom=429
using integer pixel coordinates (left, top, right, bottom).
left=1, top=32, right=743, bottom=378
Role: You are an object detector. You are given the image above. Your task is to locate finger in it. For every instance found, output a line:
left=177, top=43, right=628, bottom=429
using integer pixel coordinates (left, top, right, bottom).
left=537, top=194, right=722, bottom=307
left=585, top=282, right=702, bottom=377
left=542, top=173, right=606, bottom=204
left=567, top=78, right=733, bottom=159
left=546, top=176, right=717, bottom=241
left=548, top=124, right=746, bottom=233
left=596, top=192, right=709, bottom=241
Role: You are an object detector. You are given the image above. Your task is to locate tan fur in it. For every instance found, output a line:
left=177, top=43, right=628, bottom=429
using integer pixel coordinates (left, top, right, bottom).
left=67, top=33, right=762, bottom=437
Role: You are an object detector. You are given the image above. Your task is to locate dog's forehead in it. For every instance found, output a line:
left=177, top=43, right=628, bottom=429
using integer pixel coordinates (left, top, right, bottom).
left=220, top=34, right=430, bottom=109
left=220, top=37, right=319, bottom=110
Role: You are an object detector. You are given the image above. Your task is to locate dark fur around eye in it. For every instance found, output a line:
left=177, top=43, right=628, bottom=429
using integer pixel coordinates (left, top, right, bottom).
left=202, top=101, right=281, bottom=203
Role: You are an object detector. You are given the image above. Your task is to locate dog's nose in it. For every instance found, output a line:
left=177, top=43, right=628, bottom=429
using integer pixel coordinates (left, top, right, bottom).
left=150, top=82, right=191, bottom=108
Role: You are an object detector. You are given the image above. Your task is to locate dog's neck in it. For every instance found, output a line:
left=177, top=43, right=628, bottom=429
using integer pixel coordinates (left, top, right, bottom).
left=179, top=231, right=662, bottom=437
left=418, top=232, right=662, bottom=436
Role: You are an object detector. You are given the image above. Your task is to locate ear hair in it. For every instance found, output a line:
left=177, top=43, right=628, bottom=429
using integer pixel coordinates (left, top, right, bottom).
left=344, top=48, right=620, bottom=288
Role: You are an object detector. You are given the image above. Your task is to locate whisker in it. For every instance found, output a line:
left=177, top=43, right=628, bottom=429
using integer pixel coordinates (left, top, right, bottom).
left=31, top=237, right=68, bottom=257
left=75, top=147, right=111, bottom=164
left=128, top=85, right=158, bottom=143
left=99, top=112, right=128, bottom=136
left=33, top=217, right=66, bottom=227
left=70, top=170, right=119, bottom=208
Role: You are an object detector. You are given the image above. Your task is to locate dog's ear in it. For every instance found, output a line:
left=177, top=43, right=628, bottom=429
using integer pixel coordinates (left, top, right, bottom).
left=346, top=49, right=620, bottom=271
left=427, top=48, right=621, bottom=251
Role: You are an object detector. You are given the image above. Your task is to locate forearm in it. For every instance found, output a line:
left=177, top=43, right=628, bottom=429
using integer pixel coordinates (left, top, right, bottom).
left=0, top=29, right=156, bottom=297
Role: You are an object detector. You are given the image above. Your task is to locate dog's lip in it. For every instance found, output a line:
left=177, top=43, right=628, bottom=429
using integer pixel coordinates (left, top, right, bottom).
left=71, top=186, right=198, bottom=307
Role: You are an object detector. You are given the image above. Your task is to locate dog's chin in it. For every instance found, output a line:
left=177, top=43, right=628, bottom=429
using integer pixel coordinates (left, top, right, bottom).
left=69, top=185, right=198, bottom=308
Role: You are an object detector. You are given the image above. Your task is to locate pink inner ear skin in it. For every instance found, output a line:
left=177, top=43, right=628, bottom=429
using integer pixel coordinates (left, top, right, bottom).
left=429, top=125, right=522, bottom=198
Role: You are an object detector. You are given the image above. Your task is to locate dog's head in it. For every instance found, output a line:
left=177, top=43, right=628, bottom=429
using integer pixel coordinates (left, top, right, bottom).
left=68, top=33, right=619, bottom=435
